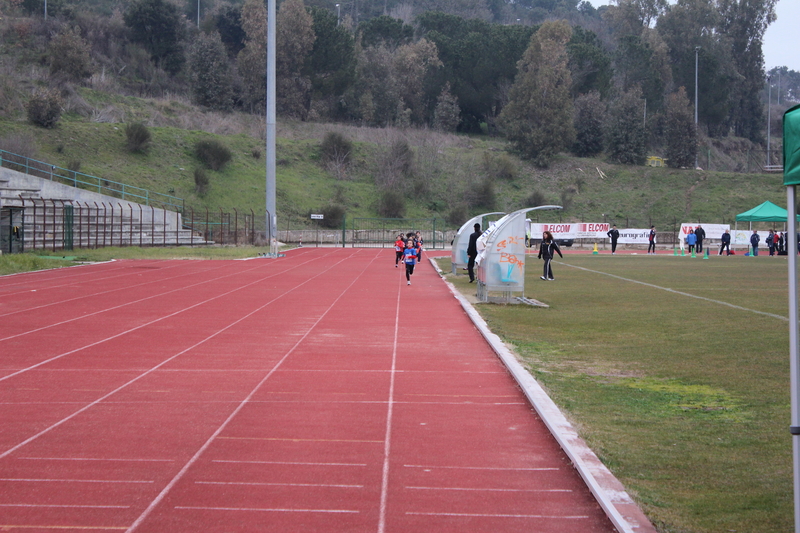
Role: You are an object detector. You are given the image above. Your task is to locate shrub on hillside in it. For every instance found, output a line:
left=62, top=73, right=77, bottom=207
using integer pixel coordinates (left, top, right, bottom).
left=446, top=204, right=468, bottom=227
left=319, top=204, right=345, bottom=228
left=125, top=123, right=151, bottom=153
left=320, top=132, right=352, bottom=166
left=194, top=167, right=209, bottom=196
left=49, top=27, right=94, bottom=82
left=195, top=139, right=232, bottom=170
left=526, top=190, right=547, bottom=207
left=27, top=88, right=63, bottom=128
left=482, top=152, right=517, bottom=181
left=377, top=189, right=406, bottom=218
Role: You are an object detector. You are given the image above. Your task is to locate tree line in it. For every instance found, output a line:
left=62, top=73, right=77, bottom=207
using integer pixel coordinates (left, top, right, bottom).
left=3, top=0, right=795, bottom=168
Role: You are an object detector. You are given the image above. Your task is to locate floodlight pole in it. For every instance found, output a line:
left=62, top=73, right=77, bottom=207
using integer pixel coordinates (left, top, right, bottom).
left=789, top=185, right=800, bottom=533
left=768, top=76, right=772, bottom=167
left=694, top=46, right=700, bottom=169
left=265, top=0, right=277, bottom=256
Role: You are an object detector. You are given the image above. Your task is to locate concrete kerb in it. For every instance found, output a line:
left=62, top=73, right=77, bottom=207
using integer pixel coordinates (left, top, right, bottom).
left=429, top=256, right=657, bottom=533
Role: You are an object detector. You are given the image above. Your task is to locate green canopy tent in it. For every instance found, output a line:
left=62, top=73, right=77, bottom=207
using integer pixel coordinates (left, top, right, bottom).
left=735, top=200, right=800, bottom=230
left=783, top=103, right=800, bottom=533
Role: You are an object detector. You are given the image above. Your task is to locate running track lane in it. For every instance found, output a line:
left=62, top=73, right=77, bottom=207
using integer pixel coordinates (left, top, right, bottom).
left=0, top=249, right=617, bottom=532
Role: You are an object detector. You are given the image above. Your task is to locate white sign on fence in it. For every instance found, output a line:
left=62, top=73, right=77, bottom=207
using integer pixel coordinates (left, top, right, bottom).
left=310, top=214, right=324, bottom=220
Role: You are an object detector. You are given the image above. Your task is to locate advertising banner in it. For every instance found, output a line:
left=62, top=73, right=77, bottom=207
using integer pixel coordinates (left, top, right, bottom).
left=616, top=229, right=653, bottom=244
left=527, top=222, right=610, bottom=240
left=678, top=223, right=730, bottom=249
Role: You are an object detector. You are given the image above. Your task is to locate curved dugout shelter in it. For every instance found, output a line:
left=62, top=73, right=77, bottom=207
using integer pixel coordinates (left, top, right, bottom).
left=450, top=212, right=505, bottom=274
left=475, top=206, right=561, bottom=303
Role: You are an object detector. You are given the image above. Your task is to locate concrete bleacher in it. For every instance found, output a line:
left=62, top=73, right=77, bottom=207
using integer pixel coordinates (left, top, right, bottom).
left=0, top=167, right=210, bottom=251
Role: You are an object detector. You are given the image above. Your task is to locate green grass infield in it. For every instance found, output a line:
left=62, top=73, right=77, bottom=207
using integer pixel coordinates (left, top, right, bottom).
left=439, top=251, right=792, bottom=533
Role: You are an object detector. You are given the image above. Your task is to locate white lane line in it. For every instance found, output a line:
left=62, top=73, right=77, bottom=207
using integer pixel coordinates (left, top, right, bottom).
left=0, top=478, right=152, bottom=484
left=377, top=265, right=402, bottom=533
left=0, top=251, right=336, bottom=383
left=196, top=481, right=363, bottom=488
left=19, top=457, right=173, bottom=463
left=0, top=254, right=296, bottom=343
left=212, top=460, right=367, bottom=467
left=0, top=504, right=130, bottom=509
left=405, top=486, right=571, bottom=492
left=126, top=250, right=378, bottom=533
left=561, top=262, right=789, bottom=321
left=404, top=465, right=559, bottom=471
left=0, top=252, right=341, bottom=460
left=174, top=506, right=359, bottom=514
left=406, top=511, right=590, bottom=519
left=0, top=261, right=218, bottom=319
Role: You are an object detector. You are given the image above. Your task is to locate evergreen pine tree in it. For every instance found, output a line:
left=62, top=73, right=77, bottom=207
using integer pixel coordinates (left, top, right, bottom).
left=665, top=86, right=697, bottom=168
left=498, top=21, right=575, bottom=168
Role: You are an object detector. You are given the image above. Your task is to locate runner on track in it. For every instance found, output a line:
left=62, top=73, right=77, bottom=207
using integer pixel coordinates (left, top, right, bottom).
left=403, top=239, right=417, bottom=285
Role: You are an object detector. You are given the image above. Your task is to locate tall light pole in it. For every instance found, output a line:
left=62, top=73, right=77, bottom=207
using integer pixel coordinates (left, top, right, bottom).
left=266, top=0, right=277, bottom=256
left=767, top=74, right=772, bottom=167
left=197, top=0, right=200, bottom=27
left=694, top=46, right=700, bottom=169
left=336, top=3, right=340, bottom=25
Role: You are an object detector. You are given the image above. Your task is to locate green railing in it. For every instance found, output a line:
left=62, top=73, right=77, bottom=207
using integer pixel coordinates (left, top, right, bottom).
left=0, top=149, right=184, bottom=212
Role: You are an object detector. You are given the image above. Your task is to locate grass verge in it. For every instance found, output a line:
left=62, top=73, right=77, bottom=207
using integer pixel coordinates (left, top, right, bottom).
left=438, top=252, right=791, bottom=533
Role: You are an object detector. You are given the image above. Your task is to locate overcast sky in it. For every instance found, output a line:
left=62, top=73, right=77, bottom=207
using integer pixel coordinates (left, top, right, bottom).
left=585, top=0, right=799, bottom=72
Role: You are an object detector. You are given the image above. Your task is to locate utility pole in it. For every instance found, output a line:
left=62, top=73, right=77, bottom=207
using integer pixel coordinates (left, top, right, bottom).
left=694, top=46, right=700, bottom=169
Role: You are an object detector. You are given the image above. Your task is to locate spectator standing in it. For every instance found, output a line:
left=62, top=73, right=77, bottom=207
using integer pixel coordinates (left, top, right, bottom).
left=607, top=224, right=620, bottom=254
left=767, top=230, right=776, bottom=256
left=466, top=223, right=481, bottom=283
left=750, top=230, right=760, bottom=256
left=537, top=231, right=563, bottom=281
left=719, top=230, right=731, bottom=255
left=695, top=225, right=706, bottom=253
left=647, top=226, right=657, bottom=254
left=778, top=232, right=785, bottom=254
left=686, top=229, right=697, bottom=255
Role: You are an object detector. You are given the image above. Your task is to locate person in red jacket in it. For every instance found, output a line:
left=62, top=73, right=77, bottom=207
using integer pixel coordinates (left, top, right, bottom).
left=394, top=233, right=405, bottom=267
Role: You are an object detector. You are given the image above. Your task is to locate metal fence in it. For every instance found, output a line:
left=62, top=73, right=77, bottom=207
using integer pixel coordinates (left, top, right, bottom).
left=183, top=207, right=262, bottom=246
left=349, top=218, right=451, bottom=248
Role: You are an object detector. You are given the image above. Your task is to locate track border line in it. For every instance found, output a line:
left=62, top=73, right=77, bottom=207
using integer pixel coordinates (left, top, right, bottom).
left=431, top=257, right=656, bottom=533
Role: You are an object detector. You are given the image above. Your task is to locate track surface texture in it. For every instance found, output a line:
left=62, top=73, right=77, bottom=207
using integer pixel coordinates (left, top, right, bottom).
left=0, top=249, right=617, bottom=532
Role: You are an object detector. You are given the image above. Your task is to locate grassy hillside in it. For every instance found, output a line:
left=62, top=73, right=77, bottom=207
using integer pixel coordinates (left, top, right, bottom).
left=0, top=88, right=788, bottom=231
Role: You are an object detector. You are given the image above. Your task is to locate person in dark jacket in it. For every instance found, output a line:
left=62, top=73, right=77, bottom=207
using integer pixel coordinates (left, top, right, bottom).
left=537, top=231, right=563, bottom=281
left=719, top=230, right=731, bottom=255
left=466, top=223, right=481, bottom=283
left=647, top=226, right=657, bottom=254
left=607, top=224, right=620, bottom=254
left=750, top=230, right=760, bottom=256
left=695, top=225, right=706, bottom=253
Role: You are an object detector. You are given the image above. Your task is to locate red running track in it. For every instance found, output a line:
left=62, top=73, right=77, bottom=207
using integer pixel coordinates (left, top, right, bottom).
left=0, top=249, right=617, bottom=532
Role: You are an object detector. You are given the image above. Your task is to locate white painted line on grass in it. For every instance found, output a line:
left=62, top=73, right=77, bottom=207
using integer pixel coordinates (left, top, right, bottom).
left=561, top=262, right=788, bottom=321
